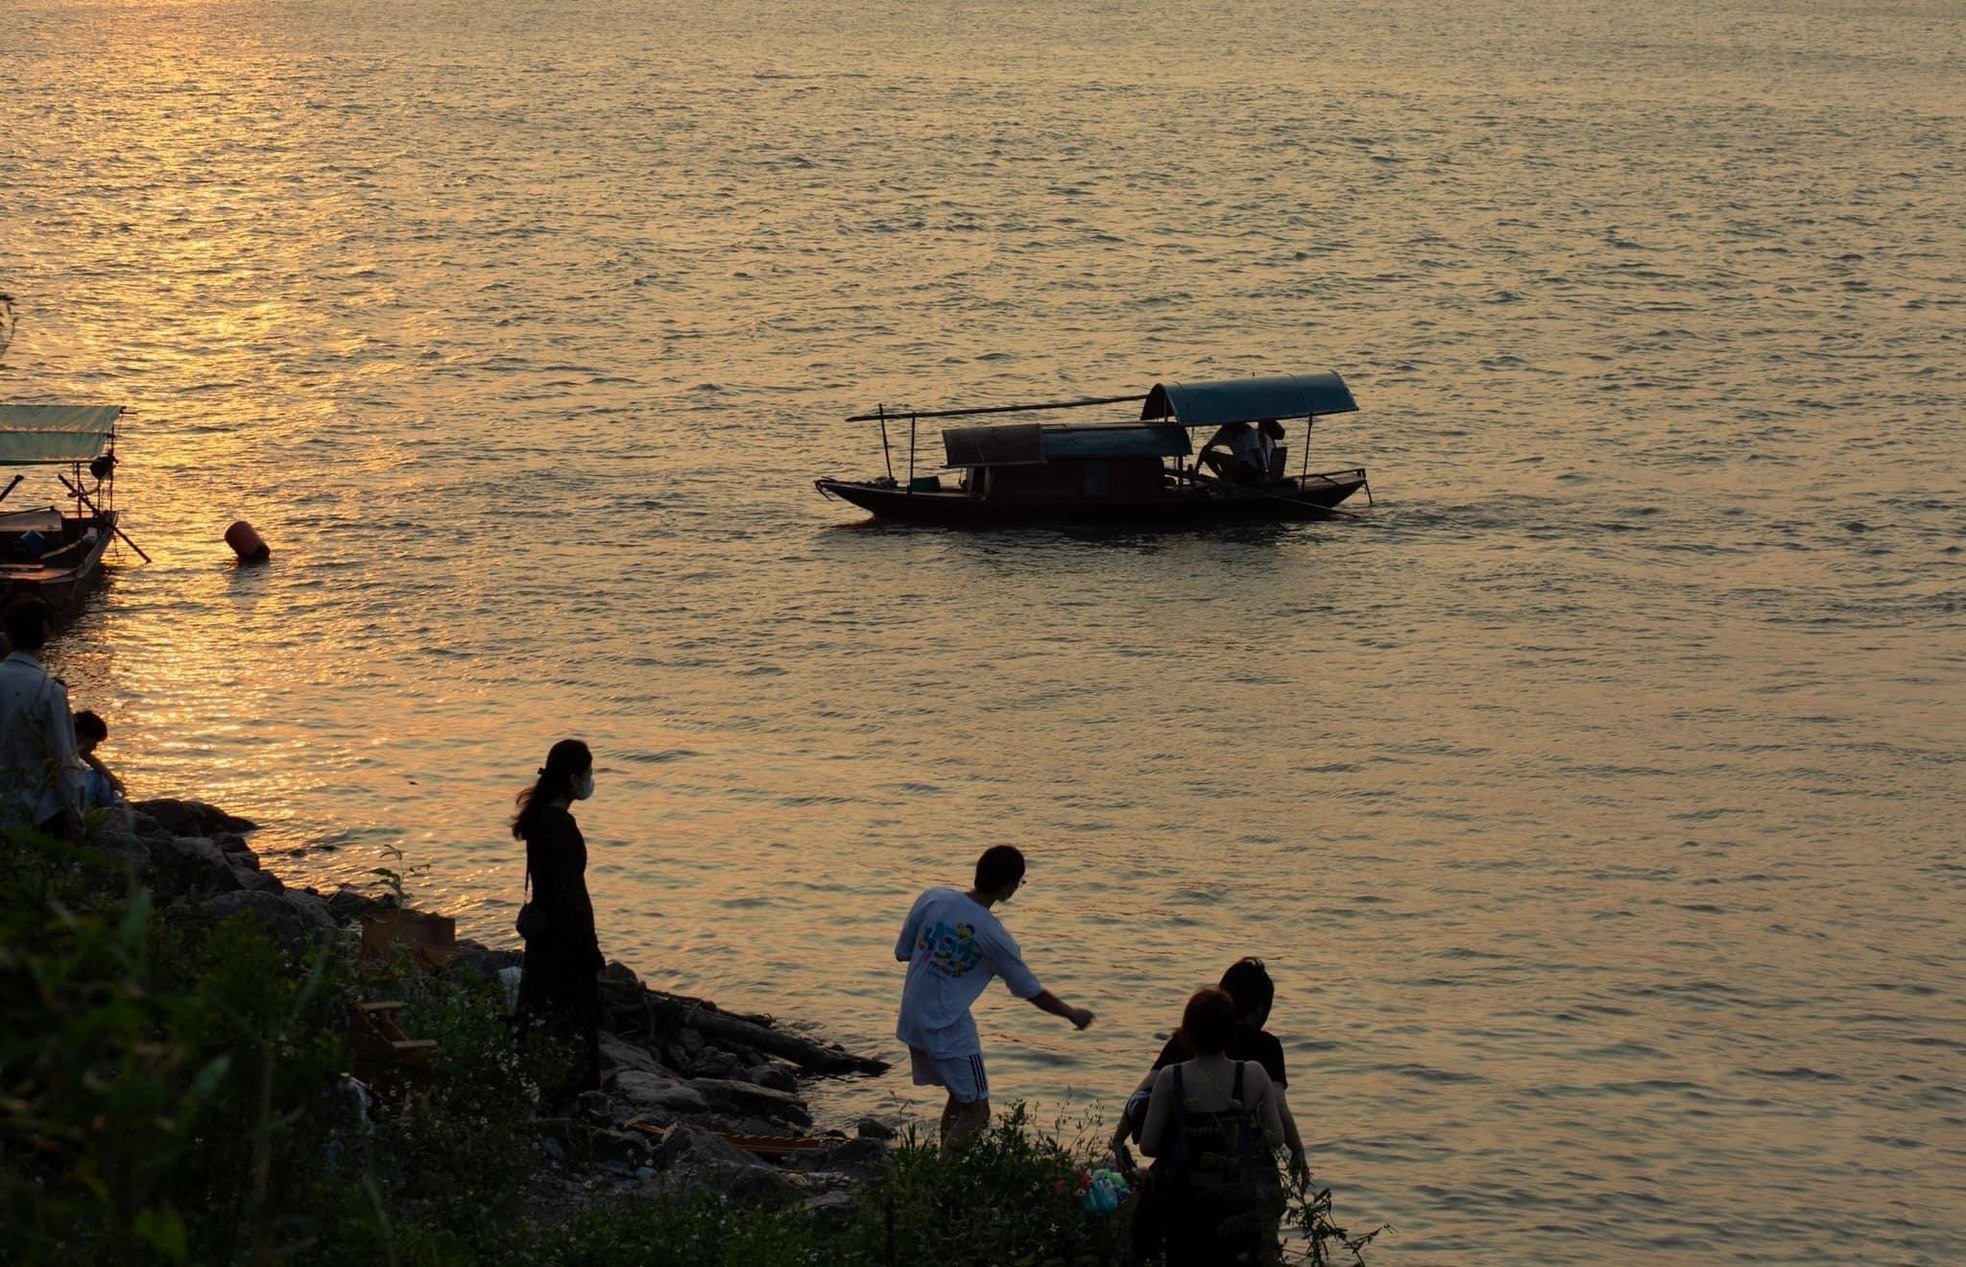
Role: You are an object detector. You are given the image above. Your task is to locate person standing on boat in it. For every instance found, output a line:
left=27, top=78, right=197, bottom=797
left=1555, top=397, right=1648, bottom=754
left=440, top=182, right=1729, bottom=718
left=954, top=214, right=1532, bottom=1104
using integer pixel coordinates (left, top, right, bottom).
left=0, top=597, right=84, bottom=836
left=513, top=738, right=604, bottom=1099
left=895, top=844, right=1095, bottom=1152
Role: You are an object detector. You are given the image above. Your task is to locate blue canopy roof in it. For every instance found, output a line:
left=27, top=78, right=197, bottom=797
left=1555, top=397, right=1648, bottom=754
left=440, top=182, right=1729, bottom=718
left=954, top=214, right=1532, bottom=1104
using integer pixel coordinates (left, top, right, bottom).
left=1141, top=373, right=1357, bottom=427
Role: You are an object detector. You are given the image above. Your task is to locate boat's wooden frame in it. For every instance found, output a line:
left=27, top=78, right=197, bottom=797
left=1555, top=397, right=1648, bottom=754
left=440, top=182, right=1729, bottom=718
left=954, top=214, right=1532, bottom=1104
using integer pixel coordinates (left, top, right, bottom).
left=814, top=374, right=1373, bottom=528
left=0, top=404, right=129, bottom=614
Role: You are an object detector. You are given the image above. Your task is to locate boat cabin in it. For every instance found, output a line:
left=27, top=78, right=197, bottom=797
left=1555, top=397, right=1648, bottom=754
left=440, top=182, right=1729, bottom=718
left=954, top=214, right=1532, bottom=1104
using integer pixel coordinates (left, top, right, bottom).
left=944, top=422, right=1190, bottom=503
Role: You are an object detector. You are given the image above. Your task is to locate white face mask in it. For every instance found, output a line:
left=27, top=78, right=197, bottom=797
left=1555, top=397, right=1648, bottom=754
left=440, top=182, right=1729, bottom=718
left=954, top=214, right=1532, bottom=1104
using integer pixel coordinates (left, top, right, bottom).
left=572, top=771, right=595, bottom=801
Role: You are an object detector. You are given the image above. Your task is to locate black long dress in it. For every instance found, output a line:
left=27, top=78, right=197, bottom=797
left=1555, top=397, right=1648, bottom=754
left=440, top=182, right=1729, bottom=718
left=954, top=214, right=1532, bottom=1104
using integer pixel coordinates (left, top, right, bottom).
left=517, top=803, right=602, bottom=1093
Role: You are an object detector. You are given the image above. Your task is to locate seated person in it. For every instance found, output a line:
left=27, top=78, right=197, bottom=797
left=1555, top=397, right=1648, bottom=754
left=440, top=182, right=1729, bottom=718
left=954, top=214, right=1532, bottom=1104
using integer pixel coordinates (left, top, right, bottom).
left=73, top=709, right=127, bottom=807
left=1255, top=419, right=1286, bottom=480
left=1198, top=421, right=1265, bottom=484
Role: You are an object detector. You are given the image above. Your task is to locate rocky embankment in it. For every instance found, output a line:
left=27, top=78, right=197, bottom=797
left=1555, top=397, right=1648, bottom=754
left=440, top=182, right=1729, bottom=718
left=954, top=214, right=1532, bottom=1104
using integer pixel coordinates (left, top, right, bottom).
left=104, top=797, right=897, bottom=1216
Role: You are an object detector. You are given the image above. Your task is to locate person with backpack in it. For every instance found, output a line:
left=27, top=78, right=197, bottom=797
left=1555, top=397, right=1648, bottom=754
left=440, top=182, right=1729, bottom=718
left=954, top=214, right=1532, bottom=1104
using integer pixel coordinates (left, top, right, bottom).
left=1137, top=987, right=1288, bottom=1266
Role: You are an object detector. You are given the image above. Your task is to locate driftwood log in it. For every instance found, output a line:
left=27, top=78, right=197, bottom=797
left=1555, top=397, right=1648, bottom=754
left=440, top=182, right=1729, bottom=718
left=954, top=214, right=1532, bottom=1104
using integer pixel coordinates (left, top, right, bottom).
left=651, top=993, right=888, bottom=1076
left=595, top=963, right=888, bottom=1077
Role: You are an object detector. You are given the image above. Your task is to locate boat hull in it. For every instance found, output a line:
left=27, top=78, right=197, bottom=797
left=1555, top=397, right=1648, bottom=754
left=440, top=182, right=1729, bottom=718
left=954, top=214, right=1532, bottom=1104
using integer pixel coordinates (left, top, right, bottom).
left=814, top=470, right=1367, bottom=527
left=0, top=512, right=116, bottom=613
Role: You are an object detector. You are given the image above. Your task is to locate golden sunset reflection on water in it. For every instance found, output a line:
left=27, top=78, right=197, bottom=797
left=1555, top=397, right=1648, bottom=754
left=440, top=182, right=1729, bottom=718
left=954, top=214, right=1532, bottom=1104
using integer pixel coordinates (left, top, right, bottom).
left=7, top=0, right=1964, bottom=1258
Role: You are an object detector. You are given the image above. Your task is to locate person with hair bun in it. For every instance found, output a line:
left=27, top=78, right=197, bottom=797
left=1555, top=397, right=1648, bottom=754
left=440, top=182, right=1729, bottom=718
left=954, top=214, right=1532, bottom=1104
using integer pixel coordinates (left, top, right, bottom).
left=1137, top=987, right=1287, bottom=1266
left=513, top=738, right=603, bottom=1097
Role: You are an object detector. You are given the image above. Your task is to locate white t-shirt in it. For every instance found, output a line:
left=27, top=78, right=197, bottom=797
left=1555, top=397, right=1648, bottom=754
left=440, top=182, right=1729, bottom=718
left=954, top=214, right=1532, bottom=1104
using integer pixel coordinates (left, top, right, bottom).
left=1228, top=423, right=1264, bottom=470
left=894, top=886, right=1043, bottom=1058
left=0, top=651, right=82, bottom=828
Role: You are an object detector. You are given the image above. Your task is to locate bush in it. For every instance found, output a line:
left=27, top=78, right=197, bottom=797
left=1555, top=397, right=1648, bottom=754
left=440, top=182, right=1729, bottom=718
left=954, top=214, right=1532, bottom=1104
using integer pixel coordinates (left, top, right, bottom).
left=844, top=1105, right=1126, bottom=1267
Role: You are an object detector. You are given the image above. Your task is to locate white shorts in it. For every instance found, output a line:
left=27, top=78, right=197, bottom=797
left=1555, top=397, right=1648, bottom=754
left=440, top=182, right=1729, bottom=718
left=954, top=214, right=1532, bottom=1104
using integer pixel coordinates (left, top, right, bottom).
left=909, top=1047, right=989, bottom=1103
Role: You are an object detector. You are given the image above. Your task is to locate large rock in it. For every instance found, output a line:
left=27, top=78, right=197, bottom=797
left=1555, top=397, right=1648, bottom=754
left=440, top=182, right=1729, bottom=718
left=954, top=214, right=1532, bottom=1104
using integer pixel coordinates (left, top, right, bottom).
left=230, top=863, right=284, bottom=894
left=132, top=798, right=257, bottom=838
left=686, top=1077, right=812, bottom=1127
left=200, top=890, right=338, bottom=954
left=654, top=1122, right=759, bottom=1170
left=597, top=960, right=647, bottom=1018
left=690, top=1049, right=748, bottom=1081
left=651, top=1124, right=799, bottom=1206
left=534, top=1119, right=653, bottom=1168
left=601, top=1034, right=666, bottom=1077
left=748, top=1063, right=799, bottom=1093
left=325, top=885, right=399, bottom=926
left=785, top=1135, right=891, bottom=1179
left=612, top=1069, right=709, bottom=1114
left=83, top=825, right=152, bottom=879
left=149, top=836, right=244, bottom=896
left=282, top=889, right=337, bottom=930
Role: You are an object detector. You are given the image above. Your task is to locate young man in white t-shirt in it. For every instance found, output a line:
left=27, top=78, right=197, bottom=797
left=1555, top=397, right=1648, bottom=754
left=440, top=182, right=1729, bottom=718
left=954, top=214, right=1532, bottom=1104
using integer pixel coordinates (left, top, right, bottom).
left=895, top=844, right=1095, bottom=1151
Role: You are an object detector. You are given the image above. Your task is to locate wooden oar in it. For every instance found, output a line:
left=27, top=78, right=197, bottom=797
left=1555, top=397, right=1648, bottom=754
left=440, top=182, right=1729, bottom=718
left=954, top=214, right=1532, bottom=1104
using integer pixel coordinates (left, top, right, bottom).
left=55, top=472, right=152, bottom=563
left=0, top=474, right=21, bottom=506
left=1171, top=465, right=1365, bottom=520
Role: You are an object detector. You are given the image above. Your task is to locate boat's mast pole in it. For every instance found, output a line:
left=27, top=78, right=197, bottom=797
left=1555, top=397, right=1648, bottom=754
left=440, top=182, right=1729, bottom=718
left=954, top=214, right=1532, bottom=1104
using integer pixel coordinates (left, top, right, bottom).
left=1302, top=414, right=1314, bottom=479
left=907, top=412, right=917, bottom=490
left=878, top=405, right=895, bottom=483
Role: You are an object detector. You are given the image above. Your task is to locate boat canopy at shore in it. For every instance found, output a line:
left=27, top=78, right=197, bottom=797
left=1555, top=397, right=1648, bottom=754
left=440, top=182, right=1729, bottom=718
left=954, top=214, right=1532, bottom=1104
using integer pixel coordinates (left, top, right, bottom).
left=0, top=403, right=133, bottom=613
left=0, top=404, right=123, bottom=465
left=815, top=371, right=1372, bottom=527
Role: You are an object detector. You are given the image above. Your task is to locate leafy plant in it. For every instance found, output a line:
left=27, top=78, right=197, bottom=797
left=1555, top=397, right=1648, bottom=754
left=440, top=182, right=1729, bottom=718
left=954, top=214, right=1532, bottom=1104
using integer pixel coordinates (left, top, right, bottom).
left=1282, top=1166, right=1389, bottom=1267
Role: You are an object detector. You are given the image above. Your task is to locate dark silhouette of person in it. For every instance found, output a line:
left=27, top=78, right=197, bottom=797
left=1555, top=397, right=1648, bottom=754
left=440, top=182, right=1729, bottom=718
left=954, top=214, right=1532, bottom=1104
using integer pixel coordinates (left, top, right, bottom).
left=513, top=738, right=603, bottom=1097
left=1112, top=958, right=1308, bottom=1263
left=1138, top=988, right=1286, bottom=1267
left=1, top=596, right=84, bottom=835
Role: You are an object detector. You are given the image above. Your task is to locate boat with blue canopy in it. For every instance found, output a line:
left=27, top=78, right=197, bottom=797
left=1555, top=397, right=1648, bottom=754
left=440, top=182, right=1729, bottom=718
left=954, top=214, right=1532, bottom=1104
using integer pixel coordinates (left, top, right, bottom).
left=0, top=404, right=136, bottom=613
left=814, top=372, right=1372, bottom=526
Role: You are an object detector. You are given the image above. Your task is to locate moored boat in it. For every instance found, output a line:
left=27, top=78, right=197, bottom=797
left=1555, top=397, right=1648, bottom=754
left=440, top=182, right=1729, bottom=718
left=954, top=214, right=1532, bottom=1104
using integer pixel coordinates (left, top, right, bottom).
left=814, top=372, right=1372, bottom=527
left=0, top=404, right=131, bottom=614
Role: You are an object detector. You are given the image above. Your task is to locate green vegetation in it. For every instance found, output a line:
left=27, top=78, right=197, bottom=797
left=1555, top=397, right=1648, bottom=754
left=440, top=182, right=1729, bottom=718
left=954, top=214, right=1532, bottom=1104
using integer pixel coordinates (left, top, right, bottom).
left=1, top=824, right=1378, bottom=1265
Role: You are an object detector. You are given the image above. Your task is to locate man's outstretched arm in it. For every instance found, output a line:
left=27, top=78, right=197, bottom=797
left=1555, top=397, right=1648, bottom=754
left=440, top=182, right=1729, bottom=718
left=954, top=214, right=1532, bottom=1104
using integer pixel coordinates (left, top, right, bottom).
left=1027, top=990, right=1094, bottom=1030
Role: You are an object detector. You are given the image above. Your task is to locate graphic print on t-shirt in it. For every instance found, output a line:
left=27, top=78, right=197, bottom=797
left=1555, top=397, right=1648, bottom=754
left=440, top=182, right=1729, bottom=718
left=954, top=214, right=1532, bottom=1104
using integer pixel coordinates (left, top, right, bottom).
left=918, top=921, right=984, bottom=977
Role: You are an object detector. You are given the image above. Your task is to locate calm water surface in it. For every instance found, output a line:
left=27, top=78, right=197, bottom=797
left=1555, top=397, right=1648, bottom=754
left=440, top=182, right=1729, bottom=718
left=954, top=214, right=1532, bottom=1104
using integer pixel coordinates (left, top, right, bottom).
left=5, top=0, right=1963, bottom=1260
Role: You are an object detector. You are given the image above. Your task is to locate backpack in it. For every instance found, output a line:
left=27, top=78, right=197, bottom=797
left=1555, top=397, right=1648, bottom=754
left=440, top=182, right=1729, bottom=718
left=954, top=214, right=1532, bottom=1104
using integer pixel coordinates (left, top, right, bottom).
left=1157, top=1062, right=1280, bottom=1250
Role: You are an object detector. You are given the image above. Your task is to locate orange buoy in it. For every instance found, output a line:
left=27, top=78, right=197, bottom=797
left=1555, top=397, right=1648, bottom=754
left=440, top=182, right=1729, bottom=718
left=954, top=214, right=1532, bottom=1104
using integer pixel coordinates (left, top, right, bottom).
left=225, top=520, right=270, bottom=563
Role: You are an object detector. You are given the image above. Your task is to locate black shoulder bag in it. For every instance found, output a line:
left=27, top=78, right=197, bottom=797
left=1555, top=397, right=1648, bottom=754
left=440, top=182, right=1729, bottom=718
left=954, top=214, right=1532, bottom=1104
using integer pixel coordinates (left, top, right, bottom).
left=514, top=858, right=553, bottom=941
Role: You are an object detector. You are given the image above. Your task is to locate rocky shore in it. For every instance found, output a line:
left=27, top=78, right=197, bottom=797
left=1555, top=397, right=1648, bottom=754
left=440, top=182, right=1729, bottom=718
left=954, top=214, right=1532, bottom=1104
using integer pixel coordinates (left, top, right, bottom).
left=102, top=795, right=899, bottom=1219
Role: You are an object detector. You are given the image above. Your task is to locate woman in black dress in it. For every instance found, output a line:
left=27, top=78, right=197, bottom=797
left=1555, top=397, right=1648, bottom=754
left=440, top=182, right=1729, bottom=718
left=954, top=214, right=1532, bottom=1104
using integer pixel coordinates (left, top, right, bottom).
left=514, top=738, right=603, bottom=1096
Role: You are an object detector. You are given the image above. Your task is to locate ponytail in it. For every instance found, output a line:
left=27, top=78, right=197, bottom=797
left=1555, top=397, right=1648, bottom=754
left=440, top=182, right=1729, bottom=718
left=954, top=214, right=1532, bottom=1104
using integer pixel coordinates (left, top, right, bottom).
left=513, top=738, right=592, bottom=838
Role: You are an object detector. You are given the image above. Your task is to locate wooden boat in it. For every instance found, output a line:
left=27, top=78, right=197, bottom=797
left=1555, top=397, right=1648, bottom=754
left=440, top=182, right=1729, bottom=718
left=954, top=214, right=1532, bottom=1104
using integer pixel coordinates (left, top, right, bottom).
left=815, top=372, right=1372, bottom=527
left=0, top=404, right=129, bottom=614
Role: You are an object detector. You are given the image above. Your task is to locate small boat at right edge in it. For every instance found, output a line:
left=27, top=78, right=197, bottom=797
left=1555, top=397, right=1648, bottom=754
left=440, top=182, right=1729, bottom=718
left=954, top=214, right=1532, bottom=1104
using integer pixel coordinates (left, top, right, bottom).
left=814, top=371, right=1373, bottom=527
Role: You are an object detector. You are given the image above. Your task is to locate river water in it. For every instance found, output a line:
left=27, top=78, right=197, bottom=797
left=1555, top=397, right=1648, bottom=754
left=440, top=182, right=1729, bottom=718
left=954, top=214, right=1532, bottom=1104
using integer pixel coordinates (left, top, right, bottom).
left=5, top=0, right=1962, bottom=1259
